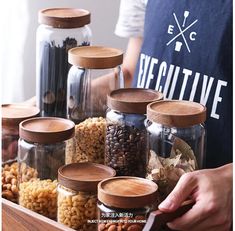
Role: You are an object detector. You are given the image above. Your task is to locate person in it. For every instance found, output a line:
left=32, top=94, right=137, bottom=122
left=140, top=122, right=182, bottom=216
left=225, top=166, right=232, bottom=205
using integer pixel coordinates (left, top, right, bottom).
left=115, top=0, right=233, bottom=230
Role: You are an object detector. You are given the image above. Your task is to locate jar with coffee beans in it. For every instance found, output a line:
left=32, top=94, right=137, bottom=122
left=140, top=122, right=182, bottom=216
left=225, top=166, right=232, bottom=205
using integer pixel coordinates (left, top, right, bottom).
left=2, top=104, right=39, bottom=164
left=97, top=176, right=158, bottom=231
left=105, top=88, right=163, bottom=177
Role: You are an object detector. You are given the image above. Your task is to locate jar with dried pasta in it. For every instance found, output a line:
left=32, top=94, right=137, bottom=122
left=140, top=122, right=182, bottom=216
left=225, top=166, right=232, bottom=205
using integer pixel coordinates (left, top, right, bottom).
left=97, top=177, right=158, bottom=231
left=57, top=162, right=116, bottom=230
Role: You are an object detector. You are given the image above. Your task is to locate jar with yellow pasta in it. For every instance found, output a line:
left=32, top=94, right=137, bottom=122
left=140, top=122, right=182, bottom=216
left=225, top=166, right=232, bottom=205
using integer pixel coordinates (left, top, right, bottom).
left=57, top=163, right=116, bottom=230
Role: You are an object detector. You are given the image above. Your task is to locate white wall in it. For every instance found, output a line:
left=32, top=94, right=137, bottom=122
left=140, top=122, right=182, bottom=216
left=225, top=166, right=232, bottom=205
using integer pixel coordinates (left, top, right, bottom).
left=0, top=0, right=127, bottom=103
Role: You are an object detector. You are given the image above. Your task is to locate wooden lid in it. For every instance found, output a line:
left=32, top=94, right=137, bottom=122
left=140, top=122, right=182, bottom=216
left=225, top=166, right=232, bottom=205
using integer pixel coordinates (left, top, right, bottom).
left=98, top=177, right=158, bottom=209
left=147, top=100, right=207, bottom=128
left=19, top=117, right=75, bottom=144
left=58, top=163, right=116, bottom=192
left=107, top=88, right=163, bottom=114
left=68, top=46, right=123, bottom=69
left=38, top=8, right=90, bottom=28
left=2, top=104, right=40, bottom=127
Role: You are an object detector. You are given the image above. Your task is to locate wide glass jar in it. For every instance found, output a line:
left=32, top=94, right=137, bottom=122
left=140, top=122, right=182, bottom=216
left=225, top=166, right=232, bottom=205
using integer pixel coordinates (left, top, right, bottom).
left=36, top=8, right=92, bottom=118
left=57, top=163, right=116, bottom=230
left=2, top=104, right=39, bottom=164
left=146, top=100, right=206, bottom=200
left=97, top=176, right=158, bottom=231
left=18, top=117, right=75, bottom=218
left=105, top=88, right=163, bottom=177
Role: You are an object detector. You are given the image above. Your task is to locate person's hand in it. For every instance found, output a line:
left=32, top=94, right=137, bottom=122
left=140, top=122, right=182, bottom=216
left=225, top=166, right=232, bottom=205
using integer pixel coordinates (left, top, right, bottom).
left=158, top=163, right=232, bottom=231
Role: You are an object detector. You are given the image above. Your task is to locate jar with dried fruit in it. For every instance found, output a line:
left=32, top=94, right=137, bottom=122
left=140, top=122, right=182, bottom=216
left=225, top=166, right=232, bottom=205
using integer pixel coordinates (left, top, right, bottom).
left=57, top=163, right=115, bottom=230
left=105, top=88, right=163, bottom=177
left=97, top=177, right=158, bottom=231
left=146, top=100, right=206, bottom=201
left=2, top=104, right=39, bottom=164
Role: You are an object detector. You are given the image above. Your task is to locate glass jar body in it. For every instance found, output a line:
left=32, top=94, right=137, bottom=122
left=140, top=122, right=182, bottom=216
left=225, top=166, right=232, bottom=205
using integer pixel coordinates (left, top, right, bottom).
left=36, top=24, right=92, bottom=118
left=57, top=184, right=97, bottom=230
left=146, top=120, right=206, bottom=200
left=105, top=109, right=148, bottom=177
left=2, top=125, right=19, bottom=164
left=97, top=201, right=152, bottom=231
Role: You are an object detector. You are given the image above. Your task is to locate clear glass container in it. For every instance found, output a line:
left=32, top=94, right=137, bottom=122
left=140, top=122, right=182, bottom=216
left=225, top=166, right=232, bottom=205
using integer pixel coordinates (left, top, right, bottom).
left=105, top=88, right=163, bottom=177
left=146, top=100, right=206, bottom=201
left=57, top=163, right=116, bottom=230
left=36, top=8, right=92, bottom=118
left=2, top=104, right=39, bottom=164
left=97, top=177, right=158, bottom=231
left=18, top=117, right=75, bottom=218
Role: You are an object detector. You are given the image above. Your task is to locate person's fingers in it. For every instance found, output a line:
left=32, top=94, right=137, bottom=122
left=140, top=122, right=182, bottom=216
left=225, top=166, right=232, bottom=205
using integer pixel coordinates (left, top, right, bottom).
left=158, top=172, right=197, bottom=212
left=190, top=224, right=231, bottom=231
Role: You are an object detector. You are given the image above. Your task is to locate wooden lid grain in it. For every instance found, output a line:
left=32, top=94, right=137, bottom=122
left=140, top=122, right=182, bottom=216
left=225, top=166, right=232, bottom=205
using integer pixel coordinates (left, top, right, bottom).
left=19, top=117, right=75, bottom=144
left=147, top=100, right=206, bottom=128
left=68, top=46, right=123, bottom=69
left=38, top=8, right=90, bottom=28
left=58, top=163, right=116, bottom=192
left=2, top=104, right=40, bottom=127
left=107, top=88, right=163, bottom=114
left=98, top=177, right=158, bottom=209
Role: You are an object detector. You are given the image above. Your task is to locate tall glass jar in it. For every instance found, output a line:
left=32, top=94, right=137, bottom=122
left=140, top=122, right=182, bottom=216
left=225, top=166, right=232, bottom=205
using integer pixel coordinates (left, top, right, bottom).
left=65, top=46, right=124, bottom=165
left=2, top=104, right=39, bottom=164
left=57, top=163, right=116, bottom=230
left=105, top=88, right=163, bottom=177
left=36, top=8, right=92, bottom=118
left=97, top=176, right=158, bottom=231
left=146, top=100, right=206, bottom=201
left=18, top=117, right=75, bottom=218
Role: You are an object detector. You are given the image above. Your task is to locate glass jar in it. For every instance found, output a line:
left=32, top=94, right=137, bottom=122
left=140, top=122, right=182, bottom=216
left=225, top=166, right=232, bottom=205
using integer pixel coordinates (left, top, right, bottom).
left=146, top=100, right=206, bottom=201
left=105, top=88, right=163, bottom=177
left=97, top=176, right=158, bottom=231
left=36, top=8, right=92, bottom=118
left=57, top=163, right=116, bottom=230
left=18, top=117, right=75, bottom=218
left=2, top=104, right=39, bottom=164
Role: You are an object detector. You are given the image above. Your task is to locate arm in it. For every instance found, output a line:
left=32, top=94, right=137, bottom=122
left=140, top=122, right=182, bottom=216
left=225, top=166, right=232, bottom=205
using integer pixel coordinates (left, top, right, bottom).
left=159, top=163, right=233, bottom=231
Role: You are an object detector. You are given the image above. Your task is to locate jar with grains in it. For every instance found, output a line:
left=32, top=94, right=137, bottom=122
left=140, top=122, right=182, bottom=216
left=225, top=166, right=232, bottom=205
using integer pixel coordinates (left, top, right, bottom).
left=146, top=100, right=206, bottom=201
left=67, top=46, right=124, bottom=123
left=2, top=104, right=39, bottom=164
left=57, top=163, right=116, bottom=230
left=105, top=88, right=163, bottom=177
left=36, top=8, right=91, bottom=118
left=97, top=176, right=158, bottom=231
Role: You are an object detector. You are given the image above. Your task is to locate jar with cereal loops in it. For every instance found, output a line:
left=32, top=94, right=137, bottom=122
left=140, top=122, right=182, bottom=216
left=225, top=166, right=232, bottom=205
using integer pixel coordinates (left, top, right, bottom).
left=57, top=163, right=116, bottom=230
left=105, top=88, right=163, bottom=177
left=18, top=117, right=75, bottom=219
left=97, top=176, right=158, bottom=231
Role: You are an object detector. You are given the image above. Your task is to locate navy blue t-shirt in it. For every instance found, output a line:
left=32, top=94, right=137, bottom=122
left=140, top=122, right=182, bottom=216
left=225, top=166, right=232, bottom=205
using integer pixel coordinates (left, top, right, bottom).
left=133, top=0, right=233, bottom=168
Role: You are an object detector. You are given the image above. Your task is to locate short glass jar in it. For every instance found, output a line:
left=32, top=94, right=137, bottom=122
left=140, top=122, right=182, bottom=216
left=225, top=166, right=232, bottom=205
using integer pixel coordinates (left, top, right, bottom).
left=2, top=104, right=39, bottom=164
left=146, top=100, right=206, bottom=200
left=67, top=46, right=124, bottom=123
left=18, top=117, right=75, bottom=218
left=57, top=163, right=116, bottom=230
left=97, top=176, right=158, bottom=231
left=36, top=8, right=92, bottom=118
left=105, top=88, right=163, bottom=177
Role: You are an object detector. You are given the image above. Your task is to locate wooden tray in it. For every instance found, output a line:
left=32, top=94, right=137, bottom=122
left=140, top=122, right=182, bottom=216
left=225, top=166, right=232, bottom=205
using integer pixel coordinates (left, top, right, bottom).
left=2, top=198, right=74, bottom=231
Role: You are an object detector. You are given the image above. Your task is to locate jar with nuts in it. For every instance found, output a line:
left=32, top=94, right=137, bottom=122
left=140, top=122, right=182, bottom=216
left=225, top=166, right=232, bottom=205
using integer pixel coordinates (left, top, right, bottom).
left=97, top=176, right=158, bottom=231
left=105, top=88, right=163, bottom=177
left=57, top=163, right=116, bottom=230
left=2, top=104, right=39, bottom=164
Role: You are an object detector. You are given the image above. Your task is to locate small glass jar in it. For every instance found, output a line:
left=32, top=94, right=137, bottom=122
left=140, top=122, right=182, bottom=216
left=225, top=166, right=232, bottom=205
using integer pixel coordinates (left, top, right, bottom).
left=36, top=8, right=92, bottom=118
left=57, top=163, right=116, bottom=230
left=97, top=176, right=158, bottom=231
left=146, top=100, right=206, bottom=200
left=18, top=117, right=75, bottom=218
left=105, top=88, right=163, bottom=177
left=67, top=46, right=124, bottom=123
left=2, top=104, right=39, bottom=164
